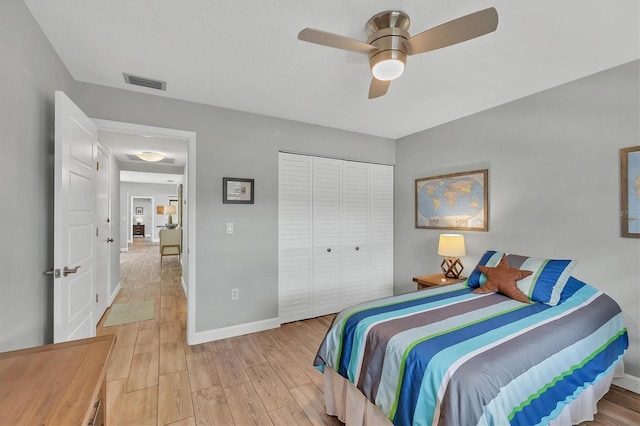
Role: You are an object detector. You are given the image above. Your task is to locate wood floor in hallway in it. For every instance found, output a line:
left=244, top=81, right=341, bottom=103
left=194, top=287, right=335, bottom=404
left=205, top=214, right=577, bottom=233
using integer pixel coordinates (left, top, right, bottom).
left=99, top=239, right=639, bottom=425
left=98, top=238, right=340, bottom=425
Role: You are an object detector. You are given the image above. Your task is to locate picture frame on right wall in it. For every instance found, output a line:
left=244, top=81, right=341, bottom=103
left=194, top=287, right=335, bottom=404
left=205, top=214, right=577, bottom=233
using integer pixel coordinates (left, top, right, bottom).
left=621, top=146, right=640, bottom=238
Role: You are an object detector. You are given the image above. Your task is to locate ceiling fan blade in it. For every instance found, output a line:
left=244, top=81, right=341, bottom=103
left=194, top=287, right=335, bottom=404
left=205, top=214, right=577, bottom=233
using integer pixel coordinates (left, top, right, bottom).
left=298, top=28, right=377, bottom=54
left=369, top=78, right=390, bottom=99
left=405, top=7, right=498, bottom=55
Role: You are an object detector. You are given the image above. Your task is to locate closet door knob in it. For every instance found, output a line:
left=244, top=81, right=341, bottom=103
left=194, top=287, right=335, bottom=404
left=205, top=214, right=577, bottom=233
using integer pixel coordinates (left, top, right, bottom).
left=355, top=246, right=360, bottom=251
left=327, top=248, right=331, bottom=253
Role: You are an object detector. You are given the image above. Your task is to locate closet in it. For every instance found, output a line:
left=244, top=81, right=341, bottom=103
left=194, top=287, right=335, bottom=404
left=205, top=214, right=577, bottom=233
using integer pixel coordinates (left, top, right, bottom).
left=278, top=152, right=393, bottom=324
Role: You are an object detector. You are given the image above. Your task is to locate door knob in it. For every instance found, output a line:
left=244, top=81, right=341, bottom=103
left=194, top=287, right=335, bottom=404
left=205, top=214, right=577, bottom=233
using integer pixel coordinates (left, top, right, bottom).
left=63, top=266, right=81, bottom=277
left=326, top=248, right=331, bottom=252
left=107, top=238, right=114, bottom=243
left=355, top=246, right=360, bottom=251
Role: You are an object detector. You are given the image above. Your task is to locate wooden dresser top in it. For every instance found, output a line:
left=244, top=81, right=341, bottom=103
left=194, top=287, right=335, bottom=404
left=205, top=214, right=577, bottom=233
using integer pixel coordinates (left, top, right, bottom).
left=0, top=334, right=116, bottom=425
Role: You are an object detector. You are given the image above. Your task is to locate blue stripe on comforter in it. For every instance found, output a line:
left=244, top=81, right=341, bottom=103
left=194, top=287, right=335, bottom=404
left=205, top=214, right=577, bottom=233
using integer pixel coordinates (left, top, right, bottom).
left=394, top=301, right=550, bottom=425
left=337, top=287, right=470, bottom=377
left=512, top=330, right=628, bottom=426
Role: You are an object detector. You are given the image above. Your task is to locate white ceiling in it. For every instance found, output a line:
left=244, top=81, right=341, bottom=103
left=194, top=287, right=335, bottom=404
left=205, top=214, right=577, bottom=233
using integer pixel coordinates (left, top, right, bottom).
left=98, top=129, right=188, bottom=166
left=98, top=129, right=187, bottom=184
left=26, top=0, right=639, bottom=139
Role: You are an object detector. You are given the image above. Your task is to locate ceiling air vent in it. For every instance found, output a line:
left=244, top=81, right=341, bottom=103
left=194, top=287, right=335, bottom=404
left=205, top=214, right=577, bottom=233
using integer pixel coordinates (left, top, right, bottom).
left=123, top=73, right=167, bottom=91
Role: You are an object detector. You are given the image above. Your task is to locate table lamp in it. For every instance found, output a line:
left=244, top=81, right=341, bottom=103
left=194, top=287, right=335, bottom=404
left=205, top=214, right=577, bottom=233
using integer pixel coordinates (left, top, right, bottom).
left=165, top=204, right=177, bottom=225
left=438, top=234, right=466, bottom=279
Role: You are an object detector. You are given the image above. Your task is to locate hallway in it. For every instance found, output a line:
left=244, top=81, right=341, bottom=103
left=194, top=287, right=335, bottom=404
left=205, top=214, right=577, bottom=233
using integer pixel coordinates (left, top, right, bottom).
left=98, top=238, right=339, bottom=425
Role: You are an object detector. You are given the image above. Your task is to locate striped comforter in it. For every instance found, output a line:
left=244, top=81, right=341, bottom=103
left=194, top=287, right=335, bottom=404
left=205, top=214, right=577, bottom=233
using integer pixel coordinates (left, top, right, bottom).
left=314, top=277, right=628, bottom=426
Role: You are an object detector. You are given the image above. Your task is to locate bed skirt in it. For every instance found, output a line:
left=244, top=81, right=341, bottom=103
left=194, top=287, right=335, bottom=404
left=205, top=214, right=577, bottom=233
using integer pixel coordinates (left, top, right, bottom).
left=323, top=360, right=624, bottom=426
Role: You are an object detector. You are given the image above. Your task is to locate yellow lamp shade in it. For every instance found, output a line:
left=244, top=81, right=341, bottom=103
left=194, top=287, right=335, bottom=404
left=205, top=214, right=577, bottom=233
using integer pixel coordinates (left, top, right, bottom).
left=437, top=234, right=466, bottom=257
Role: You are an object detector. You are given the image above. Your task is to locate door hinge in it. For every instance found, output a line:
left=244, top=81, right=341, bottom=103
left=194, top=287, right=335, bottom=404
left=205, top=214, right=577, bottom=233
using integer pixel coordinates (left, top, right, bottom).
left=96, top=227, right=99, bottom=237
left=96, top=161, right=99, bottom=171
left=96, top=294, right=99, bottom=303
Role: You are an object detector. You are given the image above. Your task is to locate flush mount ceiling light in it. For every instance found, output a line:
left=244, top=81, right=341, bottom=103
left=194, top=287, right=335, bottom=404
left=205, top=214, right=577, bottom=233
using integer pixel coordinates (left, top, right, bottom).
left=136, top=151, right=165, bottom=162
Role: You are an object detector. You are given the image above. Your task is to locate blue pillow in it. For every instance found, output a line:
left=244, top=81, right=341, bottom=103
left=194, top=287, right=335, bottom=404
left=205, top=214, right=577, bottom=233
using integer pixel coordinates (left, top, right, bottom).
left=465, top=250, right=504, bottom=288
left=506, top=254, right=576, bottom=306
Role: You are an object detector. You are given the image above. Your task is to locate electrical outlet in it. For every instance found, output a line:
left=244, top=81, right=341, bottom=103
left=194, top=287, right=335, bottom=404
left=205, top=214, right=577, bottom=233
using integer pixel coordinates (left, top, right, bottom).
left=231, top=288, right=239, bottom=300
left=226, top=222, right=234, bottom=234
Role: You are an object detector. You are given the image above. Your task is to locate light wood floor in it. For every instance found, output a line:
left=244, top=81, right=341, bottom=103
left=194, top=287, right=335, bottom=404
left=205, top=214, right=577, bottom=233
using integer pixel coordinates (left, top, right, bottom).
left=98, top=238, right=341, bottom=425
left=99, top=238, right=639, bottom=425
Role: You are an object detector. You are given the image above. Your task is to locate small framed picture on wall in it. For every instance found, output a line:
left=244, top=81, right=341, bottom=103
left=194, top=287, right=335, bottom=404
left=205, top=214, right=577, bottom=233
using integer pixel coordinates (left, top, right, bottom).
left=135, top=207, right=143, bottom=215
left=223, top=177, right=254, bottom=204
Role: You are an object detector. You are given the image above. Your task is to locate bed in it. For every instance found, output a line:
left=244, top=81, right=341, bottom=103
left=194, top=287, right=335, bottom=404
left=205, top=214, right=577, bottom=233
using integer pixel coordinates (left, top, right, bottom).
left=314, top=252, right=629, bottom=426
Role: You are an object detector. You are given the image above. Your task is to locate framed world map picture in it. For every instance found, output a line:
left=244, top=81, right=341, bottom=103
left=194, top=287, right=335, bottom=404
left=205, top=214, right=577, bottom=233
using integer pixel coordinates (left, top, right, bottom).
left=415, top=169, right=488, bottom=231
left=621, top=146, right=640, bottom=238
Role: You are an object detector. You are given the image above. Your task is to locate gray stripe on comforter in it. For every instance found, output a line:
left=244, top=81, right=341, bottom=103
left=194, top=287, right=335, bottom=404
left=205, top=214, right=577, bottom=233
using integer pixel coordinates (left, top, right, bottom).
left=441, top=293, right=618, bottom=426
left=357, top=295, right=502, bottom=401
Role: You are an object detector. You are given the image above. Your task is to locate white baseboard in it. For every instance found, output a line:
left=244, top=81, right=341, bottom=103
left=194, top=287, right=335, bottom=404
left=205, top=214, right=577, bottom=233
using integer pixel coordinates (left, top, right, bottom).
left=109, top=282, right=122, bottom=305
left=120, top=247, right=128, bottom=252
left=181, top=276, right=187, bottom=297
left=188, top=317, right=280, bottom=345
left=614, top=373, right=640, bottom=393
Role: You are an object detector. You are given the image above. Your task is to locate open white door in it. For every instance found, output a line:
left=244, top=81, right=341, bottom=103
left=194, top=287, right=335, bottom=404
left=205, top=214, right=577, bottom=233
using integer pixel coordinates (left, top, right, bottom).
left=53, top=91, right=97, bottom=343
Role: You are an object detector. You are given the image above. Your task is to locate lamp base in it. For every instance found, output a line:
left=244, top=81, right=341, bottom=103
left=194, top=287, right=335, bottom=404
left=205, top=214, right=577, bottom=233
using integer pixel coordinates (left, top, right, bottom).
left=441, top=257, right=464, bottom=279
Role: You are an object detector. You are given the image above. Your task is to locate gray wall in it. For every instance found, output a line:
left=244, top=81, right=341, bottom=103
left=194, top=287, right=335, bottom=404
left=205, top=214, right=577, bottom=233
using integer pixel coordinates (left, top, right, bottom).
left=0, top=0, right=74, bottom=351
left=395, top=61, right=640, bottom=377
left=120, top=182, right=178, bottom=244
left=71, top=83, right=396, bottom=332
left=4, top=0, right=637, bottom=384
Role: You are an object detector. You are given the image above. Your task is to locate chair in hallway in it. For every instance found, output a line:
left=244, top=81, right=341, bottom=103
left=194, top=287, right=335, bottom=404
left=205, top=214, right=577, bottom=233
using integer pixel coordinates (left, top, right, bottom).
left=159, top=228, right=181, bottom=266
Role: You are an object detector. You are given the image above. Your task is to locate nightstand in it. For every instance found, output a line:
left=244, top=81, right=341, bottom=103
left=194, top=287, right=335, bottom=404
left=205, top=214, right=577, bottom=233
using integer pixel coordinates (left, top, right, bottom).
left=413, top=274, right=466, bottom=290
left=133, top=224, right=145, bottom=237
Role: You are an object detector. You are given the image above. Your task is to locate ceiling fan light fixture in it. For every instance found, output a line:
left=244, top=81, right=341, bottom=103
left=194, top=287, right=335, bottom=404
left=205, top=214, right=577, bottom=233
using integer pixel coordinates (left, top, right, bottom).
left=370, top=49, right=407, bottom=81
left=298, top=7, right=498, bottom=98
left=372, top=58, right=405, bottom=81
left=136, top=151, right=165, bottom=162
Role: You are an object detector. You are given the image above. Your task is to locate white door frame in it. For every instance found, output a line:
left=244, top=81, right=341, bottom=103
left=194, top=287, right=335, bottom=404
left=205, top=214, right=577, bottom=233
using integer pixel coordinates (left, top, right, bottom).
left=96, top=143, right=112, bottom=322
left=92, top=119, right=197, bottom=344
left=130, top=196, right=155, bottom=241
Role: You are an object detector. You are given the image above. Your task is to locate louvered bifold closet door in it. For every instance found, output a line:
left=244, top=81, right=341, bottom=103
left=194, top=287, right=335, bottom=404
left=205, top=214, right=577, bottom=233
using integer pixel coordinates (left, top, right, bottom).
left=278, top=153, right=313, bottom=323
left=311, top=156, right=342, bottom=317
left=369, top=163, right=394, bottom=299
left=340, top=161, right=370, bottom=309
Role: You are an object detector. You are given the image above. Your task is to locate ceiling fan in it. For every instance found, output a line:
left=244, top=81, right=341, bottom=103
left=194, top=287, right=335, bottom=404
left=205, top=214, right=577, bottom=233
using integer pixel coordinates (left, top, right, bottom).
left=298, top=7, right=498, bottom=99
